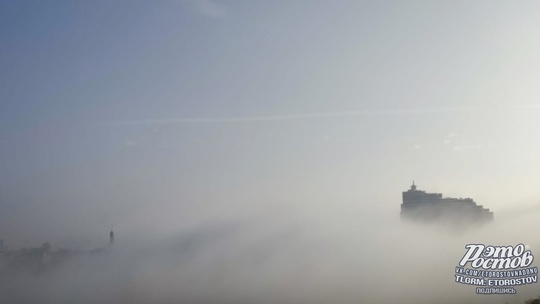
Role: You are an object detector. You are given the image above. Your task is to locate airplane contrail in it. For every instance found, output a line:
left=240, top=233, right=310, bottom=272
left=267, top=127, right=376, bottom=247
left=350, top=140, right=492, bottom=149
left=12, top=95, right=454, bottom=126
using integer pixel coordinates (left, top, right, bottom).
left=97, top=106, right=482, bottom=126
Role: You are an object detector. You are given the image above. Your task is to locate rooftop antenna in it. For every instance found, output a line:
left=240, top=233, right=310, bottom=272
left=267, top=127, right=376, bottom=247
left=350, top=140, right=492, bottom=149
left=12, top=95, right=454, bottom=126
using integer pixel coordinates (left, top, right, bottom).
left=411, top=180, right=417, bottom=190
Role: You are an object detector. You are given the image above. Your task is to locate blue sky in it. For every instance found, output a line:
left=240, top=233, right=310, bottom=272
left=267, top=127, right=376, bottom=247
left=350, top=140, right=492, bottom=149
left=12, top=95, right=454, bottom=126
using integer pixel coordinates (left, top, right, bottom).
left=2, top=0, right=540, bottom=247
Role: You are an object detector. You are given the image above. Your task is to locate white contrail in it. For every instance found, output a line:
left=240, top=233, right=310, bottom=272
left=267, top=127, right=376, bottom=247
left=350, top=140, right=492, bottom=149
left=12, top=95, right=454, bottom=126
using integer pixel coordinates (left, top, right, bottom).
left=97, top=106, right=480, bottom=126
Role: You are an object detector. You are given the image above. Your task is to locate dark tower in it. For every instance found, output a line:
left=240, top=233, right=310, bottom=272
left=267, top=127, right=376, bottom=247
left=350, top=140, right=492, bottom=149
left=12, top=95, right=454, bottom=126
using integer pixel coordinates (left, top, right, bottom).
left=109, top=230, right=114, bottom=245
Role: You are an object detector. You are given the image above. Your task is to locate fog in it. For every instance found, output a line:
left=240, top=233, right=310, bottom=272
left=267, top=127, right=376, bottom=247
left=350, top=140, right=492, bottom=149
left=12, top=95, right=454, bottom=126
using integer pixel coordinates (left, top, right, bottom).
left=2, top=197, right=540, bottom=304
left=3, top=0, right=540, bottom=303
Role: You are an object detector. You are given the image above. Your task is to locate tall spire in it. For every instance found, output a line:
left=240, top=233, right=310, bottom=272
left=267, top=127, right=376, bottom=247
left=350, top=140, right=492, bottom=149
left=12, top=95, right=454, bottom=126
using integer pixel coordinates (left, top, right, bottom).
left=411, top=181, right=417, bottom=190
left=109, top=230, right=114, bottom=245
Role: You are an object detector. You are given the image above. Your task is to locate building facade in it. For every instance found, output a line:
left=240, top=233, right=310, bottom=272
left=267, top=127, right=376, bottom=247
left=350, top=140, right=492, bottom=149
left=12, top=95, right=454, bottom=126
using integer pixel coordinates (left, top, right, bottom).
left=401, top=182, right=493, bottom=224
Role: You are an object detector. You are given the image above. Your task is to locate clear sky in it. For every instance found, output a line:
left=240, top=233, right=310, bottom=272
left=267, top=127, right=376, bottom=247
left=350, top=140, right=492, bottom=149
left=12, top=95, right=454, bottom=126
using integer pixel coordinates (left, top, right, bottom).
left=2, top=0, right=540, bottom=248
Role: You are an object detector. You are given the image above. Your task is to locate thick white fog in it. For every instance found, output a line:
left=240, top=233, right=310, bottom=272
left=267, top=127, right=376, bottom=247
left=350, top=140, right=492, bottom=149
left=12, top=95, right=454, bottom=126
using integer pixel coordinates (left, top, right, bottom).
left=2, top=198, right=540, bottom=304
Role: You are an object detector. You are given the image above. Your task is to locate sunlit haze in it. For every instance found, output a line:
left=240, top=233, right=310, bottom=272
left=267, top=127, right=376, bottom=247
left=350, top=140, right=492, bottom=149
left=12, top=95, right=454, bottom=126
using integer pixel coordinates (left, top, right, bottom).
left=1, top=1, right=540, bottom=303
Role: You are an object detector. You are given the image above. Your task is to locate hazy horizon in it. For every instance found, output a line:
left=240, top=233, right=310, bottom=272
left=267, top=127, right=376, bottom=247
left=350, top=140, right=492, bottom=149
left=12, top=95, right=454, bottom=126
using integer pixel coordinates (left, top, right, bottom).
left=2, top=1, right=540, bottom=303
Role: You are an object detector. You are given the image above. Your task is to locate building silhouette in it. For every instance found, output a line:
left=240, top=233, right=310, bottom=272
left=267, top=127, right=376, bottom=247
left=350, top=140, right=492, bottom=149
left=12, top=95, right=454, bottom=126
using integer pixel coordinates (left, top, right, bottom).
left=401, top=182, right=493, bottom=225
left=0, top=231, right=115, bottom=274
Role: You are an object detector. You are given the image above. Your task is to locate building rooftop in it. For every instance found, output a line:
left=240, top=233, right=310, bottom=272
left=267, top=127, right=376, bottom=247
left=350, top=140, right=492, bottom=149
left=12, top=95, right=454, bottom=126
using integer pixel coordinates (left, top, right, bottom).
left=401, top=182, right=493, bottom=225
